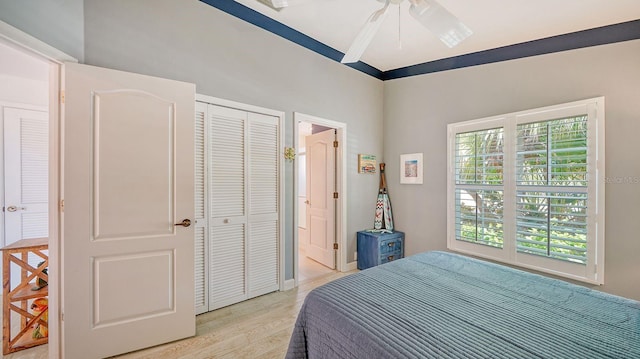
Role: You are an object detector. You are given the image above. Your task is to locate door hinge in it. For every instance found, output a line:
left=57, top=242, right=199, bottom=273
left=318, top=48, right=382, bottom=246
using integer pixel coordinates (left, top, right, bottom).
left=333, top=243, right=338, bottom=250
left=59, top=199, right=65, bottom=212
left=333, top=192, right=339, bottom=199
left=60, top=90, right=65, bottom=104
left=333, top=140, right=338, bottom=148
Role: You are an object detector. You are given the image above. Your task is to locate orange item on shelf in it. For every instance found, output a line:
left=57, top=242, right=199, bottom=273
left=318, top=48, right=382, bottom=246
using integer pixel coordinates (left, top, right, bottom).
left=30, top=298, right=48, bottom=339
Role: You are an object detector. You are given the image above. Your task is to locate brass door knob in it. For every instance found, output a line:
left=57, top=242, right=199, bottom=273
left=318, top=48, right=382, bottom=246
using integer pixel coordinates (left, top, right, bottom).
left=174, top=219, right=191, bottom=227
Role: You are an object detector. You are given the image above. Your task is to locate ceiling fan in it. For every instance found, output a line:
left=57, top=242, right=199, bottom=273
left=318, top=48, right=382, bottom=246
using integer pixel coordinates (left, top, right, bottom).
left=257, top=0, right=473, bottom=64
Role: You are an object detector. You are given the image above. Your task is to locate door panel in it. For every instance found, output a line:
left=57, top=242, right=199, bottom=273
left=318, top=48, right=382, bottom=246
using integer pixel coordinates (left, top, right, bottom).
left=93, top=250, right=174, bottom=326
left=3, top=107, right=48, bottom=243
left=248, top=220, right=278, bottom=297
left=305, top=129, right=336, bottom=269
left=62, top=63, right=195, bottom=358
left=93, top=91, right=176, bottom=239
left=208, top=105, right=247, bottom=310
left=247, top=113, right=279, bottom=297
left=194, top=103, right=207, bottom=314
left=209, top=223, right=246, bottom=309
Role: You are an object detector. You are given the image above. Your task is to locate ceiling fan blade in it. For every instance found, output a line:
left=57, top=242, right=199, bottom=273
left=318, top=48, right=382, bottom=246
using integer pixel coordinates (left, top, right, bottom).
left=408, top=0, right=472, bottom=48
left=341, top=0, right=391, bottom=64
left=256, top=0, right=309, bottom=10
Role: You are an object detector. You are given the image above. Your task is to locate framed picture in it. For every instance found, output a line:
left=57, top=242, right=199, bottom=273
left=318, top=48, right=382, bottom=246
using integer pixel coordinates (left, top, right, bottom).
left=400, top=153, right=423, bottom=184
left=358, top=154, right=377, bottom=174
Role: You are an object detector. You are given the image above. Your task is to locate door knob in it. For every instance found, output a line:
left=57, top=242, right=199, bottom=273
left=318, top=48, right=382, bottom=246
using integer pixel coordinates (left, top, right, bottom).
left=304, top=200, right=310, bottom=205
left=174, top=219, right=191, bottom=227
left=6, top=206, right=26, bottom=212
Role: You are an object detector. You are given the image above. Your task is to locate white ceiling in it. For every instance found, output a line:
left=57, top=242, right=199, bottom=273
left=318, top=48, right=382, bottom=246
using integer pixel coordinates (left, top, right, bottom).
left=234, top=0, right=640, bottom=71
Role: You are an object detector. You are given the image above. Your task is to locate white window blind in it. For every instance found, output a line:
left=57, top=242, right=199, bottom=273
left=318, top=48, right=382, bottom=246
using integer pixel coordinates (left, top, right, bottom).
left=515, top=116, right=589, bottom=264
left=454, top=128, right=504, bottom=248
left=448, top=98, right=605, bottom=284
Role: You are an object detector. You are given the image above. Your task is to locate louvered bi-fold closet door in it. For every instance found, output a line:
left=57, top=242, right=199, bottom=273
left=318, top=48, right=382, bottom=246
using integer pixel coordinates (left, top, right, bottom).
left=194, top=102, right=208, bottom=314
left=208, top=105, right=248, bottom=310
left=195, top=102, right=280, bottom=312
left=247, top=113, right=279, bottom=298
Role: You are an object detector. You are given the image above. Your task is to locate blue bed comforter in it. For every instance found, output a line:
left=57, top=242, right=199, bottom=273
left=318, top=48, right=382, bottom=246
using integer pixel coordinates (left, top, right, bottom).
left=285, top=251, right=640, bottom=359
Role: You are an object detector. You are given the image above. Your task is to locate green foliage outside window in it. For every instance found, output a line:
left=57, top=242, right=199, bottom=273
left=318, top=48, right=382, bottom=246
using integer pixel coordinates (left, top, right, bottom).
left=455, top=116, right=588, bottom=264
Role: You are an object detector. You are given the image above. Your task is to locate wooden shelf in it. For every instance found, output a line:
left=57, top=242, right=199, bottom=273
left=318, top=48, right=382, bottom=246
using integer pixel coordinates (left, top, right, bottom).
left=1, top=239, right=49, bottom=355
left=10, top=327, right=48, bottom=352
left=9, top=285, right=48, bottom=302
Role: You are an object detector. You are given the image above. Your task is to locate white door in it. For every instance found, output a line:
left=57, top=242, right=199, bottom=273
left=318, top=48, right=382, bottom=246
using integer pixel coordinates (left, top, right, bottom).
left=305, top=129, right=336, bottom=269
left=62, top=63, right=195, bottom=358
left=3, top=107, right=49, bottom=243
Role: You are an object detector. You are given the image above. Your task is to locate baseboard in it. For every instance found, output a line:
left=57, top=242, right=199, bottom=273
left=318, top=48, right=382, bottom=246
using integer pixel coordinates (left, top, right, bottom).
left=343, top=261, right=358, bottom=272
left=283, top=278, right=296, bottom=291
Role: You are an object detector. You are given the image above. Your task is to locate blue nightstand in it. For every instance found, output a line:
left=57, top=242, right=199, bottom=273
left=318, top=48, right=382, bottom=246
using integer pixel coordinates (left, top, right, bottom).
left=357, top=230, right=404, bottom=270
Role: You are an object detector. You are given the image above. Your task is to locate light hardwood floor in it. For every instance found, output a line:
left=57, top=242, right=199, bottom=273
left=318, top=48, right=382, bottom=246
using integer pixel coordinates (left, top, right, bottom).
left=2, top=270, right=353, bottom=359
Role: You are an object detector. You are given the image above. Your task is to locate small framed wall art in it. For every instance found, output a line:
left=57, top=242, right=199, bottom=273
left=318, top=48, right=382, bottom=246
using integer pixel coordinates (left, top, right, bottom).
left=400, top=153, right=423, bottom=184
left=358, top=154, right=377, bottom=174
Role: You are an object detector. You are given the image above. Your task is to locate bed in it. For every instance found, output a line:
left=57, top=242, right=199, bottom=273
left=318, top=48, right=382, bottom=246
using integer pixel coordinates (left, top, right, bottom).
left=286, top=251, right=640, bottom=359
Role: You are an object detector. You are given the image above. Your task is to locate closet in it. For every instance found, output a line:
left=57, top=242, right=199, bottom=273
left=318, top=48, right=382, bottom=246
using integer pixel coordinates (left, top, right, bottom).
left=195, top=98, right=283, bottom=314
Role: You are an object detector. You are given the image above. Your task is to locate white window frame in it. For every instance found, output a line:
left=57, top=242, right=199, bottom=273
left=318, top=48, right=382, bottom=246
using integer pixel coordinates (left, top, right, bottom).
left=447, top=97, right=605, bottom=284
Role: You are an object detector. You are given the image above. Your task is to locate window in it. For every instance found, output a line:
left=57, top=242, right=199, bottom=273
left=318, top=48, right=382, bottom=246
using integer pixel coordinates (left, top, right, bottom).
left=447, top=98, right=605, bottom=284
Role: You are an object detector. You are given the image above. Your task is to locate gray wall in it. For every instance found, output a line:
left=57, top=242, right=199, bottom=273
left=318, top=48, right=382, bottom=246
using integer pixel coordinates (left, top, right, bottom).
left=0, top=0, right=84, bottom=61
left=383, top=39, right=640, bottom=301
left=82, top=0, right=384, bottom=279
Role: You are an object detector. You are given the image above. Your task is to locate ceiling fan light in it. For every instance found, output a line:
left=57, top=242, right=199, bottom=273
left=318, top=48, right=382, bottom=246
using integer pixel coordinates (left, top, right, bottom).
left=409, top=0, right=472, bottom=48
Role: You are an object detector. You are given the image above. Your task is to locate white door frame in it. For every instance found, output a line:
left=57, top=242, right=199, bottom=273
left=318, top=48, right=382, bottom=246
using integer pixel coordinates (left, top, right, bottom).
left=0, top=20, right=77, bottom=359
left=196, top=94, right=286, bottom=292
left=293, top=112, right=347, bottom=287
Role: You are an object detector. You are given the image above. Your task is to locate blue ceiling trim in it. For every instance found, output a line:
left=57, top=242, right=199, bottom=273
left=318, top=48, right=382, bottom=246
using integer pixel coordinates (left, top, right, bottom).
left=201, top=1, right=640, bottom=81
left=383, top=19, right=640, bottom=80
left=200, top=0, right=384, bottom=79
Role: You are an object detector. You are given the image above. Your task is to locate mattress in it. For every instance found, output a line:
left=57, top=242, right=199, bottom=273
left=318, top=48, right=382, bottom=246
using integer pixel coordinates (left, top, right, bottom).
left=285, top=251, right=640, bottom=358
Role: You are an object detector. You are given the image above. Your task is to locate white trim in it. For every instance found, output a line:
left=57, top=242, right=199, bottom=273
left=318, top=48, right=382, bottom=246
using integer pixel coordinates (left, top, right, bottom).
left=0, top=101, right=49, bottom=112
left=195, top=93, right=287, bottom=292
left=0, top=19, right=78, bottom=359
left=0, top=21, right=77, bottom=64
left=283, top=278, right=295, bottom=291
left=293, top=120, right=299, bottom=288
left=293, top=112, right=348, bottom=289
left=344, top=261, right=357, bottom=272
left=447, top=97, right=605, bottom=285
left=196, top=94, right=284, bottom=118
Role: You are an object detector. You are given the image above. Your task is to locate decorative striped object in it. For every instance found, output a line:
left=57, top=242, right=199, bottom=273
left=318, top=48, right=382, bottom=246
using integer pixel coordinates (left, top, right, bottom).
left=374, top=163, right=393, bottom=231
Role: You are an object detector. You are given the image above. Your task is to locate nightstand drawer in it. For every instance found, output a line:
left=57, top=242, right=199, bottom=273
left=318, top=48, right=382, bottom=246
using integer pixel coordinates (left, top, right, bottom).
left=380, top=251, right=402, bottom=264
left=357, top=231, right=404, bottom=270
left=380, top=237, right=402, bottom=255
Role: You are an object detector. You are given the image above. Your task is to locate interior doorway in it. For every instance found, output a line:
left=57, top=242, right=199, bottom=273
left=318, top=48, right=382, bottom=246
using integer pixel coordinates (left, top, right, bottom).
left=0, top=37, right=51, bottom=357
left=297, top=121, right=335, bottom=282
left=1, top=20, right=76, bottom=358
left=0, top=42, right=50, bottom=248
left=294, top=113, right=347, bottom=286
